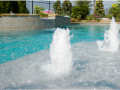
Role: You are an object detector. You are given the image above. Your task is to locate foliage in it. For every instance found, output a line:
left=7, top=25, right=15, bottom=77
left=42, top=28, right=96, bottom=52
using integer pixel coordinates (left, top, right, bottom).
left=40, top=7, right=45, bottom=12
left=81, top=20, right=87, bottom=23
left=10, top=1, right=19, bottom=13
left=17, top=1, right=27, bottom=13
left=72, top=4, right=89, bottom=19
left=77, top=15, right=81, bottom=21
left=60, top=13, right=66, bottom=16
left=0, top=1, right=27, bottom=13
left=34, top=5, right=46, bottom=17
left=73, top=0, right=92, bottom=16
left=71, top=18, right=76, bottom=22
left=95, top=0, right=105, bottom=17
left=95, top=16, right=100, bottom=22
left=108, top=6, right=118, bottom=18
left=107, top=0, right=120, bottom=19
left=116, top=18, right=119, bottom=22
left=27, top=8, right=30, bottom=14
left=112, top=3, right=120, bottom=13
left=0, top=1, right=11, bottom=13
left=40, top=13, right=48, bottom=17
left=62, top=0, right=72, bottom=15
left=89, top=14, right=94, bottom=20
left=108, top=0, right=120, bottom=18
left=34, top=5, right=45, bottom=14
left=53, top=0, right=62, bottom=15
left=74, top=1, right=92, bottom=7
left=103, top=14, right=112, bottom=19
left=34, top=5, right=40, bottom=14
left=86, top=15, right=90, bottom=20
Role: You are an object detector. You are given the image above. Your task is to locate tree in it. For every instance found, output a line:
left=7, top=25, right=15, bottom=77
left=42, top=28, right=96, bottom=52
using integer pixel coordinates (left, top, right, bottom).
left=17, top=1, right=27, bottom=13
left=40, top=7, right=45, bottom=12
left=112, top=0, right=120, bottom=13
left=95, top=0, right=105, bottom=17
left=0, top=1, right=11, bottom=13
left=72, top=4, right=89, bottom=19
left=0, top=1, right=27, bottom=13
left=107, top=0, right=120, bottom=19
left=10, top=1, right=19, bottom=13
left=62, top=0, right=72, bottom=15
left=53, top=0, right=62, bottom=15
left=108, top=6, right=118, bottom=18
left=34, top=5, right=40, bottom=14
left=74, top=0, right=92, bottom=7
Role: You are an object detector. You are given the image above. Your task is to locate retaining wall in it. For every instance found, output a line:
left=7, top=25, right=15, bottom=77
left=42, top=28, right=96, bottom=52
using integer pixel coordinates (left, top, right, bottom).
left=0, top=15, right=71, bottom=31
left=0, top=15, right=43, bottom=31
left=40, top=18, right=55, bottom=29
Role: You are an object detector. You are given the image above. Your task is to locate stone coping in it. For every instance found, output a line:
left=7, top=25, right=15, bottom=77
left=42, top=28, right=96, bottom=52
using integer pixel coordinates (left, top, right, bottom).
left=71, top=23, right=110, bottom=25
left=48, top=14, right=58, bottom=17
left=2, top=13, right=40, bottom=16
left=71, top=22, right=120, bottom=24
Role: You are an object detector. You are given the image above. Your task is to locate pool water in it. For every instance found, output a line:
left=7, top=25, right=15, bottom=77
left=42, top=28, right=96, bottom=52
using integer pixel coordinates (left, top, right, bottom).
left=0, top=24, right=109, bottom=64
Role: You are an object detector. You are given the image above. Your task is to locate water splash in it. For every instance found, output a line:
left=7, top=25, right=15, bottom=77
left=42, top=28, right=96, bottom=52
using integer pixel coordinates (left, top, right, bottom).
left=42, top=28, right=73, bottom=77
left=50, top=28, right=73, bottom=76
left=96, top=17, right=120, bottom=52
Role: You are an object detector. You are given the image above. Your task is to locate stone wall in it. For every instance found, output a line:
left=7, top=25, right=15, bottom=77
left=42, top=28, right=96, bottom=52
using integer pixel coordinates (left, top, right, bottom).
left=0, top=15, right=43, bottom=31
left=0, top=15, right=71, bottom=31
left=40, top=18, right=55, bottom=29
left=54, top=16, right=71, bottom=28
left=63, top=17, right=71, bottom=25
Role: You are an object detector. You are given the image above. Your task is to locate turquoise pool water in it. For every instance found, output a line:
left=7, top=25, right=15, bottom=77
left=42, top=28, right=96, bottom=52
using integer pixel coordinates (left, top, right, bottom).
left=0, top=24, right=109, bottom=64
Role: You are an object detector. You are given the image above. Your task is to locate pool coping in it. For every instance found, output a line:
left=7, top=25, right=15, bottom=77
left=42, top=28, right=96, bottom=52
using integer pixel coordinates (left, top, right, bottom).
left=71, top=22, right=120, bottom=24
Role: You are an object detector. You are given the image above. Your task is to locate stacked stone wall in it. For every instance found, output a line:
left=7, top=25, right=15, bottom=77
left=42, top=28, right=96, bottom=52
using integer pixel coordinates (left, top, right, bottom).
left=0, top=15, right=71, bottom=31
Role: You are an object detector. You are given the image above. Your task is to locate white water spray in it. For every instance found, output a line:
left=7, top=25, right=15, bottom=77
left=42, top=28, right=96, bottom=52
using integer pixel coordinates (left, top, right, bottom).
left=42, top=28, right=73, bottom=77
left=96, top=17, right=120, bottom=51
left=50, top=28, right=73, bottom=76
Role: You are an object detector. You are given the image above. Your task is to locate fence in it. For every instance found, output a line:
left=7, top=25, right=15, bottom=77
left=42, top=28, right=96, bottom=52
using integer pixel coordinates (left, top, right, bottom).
left=27, top=1, right=56, bottom=14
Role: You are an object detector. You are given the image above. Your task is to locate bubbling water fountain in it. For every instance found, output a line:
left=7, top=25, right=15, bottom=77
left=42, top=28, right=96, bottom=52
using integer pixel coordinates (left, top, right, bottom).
left=1, top=18, right=120, bottom=89
left=96, top=17, right=120, bottom=52
left=42, top=28, right=73, bottom=77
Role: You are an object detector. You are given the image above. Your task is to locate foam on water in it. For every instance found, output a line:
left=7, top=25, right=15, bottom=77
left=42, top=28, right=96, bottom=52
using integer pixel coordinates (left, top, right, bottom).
left=96, top=17, right=120, bottom=52
left=0, top=23, right=120, bottom=89
left=42, top=28, right=73, bottom=77
left=0, top=42, right=120, bottom=89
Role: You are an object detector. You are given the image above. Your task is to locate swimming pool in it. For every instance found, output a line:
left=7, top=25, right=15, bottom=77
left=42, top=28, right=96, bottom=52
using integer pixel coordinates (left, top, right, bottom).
left=0, top=24, right=109, bottom=64
left=1, top=23, right=120, bottom=89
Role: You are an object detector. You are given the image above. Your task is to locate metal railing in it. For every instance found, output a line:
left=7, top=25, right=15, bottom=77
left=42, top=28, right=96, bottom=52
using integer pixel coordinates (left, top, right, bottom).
left=27, top=1, right=56, bottom=14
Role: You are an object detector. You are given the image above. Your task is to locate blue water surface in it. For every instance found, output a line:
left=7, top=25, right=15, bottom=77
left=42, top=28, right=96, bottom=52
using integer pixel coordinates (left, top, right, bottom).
left=0, top=24, right=110, bottom=64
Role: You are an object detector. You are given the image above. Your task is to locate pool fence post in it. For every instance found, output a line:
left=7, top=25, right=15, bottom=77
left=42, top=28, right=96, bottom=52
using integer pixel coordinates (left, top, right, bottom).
left=94, top=0, right=96, bottom=21
left=49, top=1, right=50, bottom=11
left=32, top=0, right=33, bottom=14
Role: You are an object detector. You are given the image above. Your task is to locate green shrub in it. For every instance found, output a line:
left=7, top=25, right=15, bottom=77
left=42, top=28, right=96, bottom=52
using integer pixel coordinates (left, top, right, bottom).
left=81, top=20, right=86, bottom=23
left=108, top=6, right=118, bottom=19
left=86, top=15, right=90, bottom=20
left=70, top=14, right=74, bottom=18
left=116, top=18, right=119, bottom=22
left=40, top=13, right=48, bottom=17
left=103, top=15, right=108, bottom=18
left=60, top=13, right=65, bottom=16
left=72, top=5, right=89, bottom=19
left=95, top=15, right=100, bottom=22
left=0, top=13, right=2, bottom=16
left=77, top=15, right=81, bottom=21
left=71, top=18, right=76, bottom=22
left=89, top=14, right=94, bottom=20
left=105, top=14, right=113, bottom=19
left=116, top=14, right=120, bottom=20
